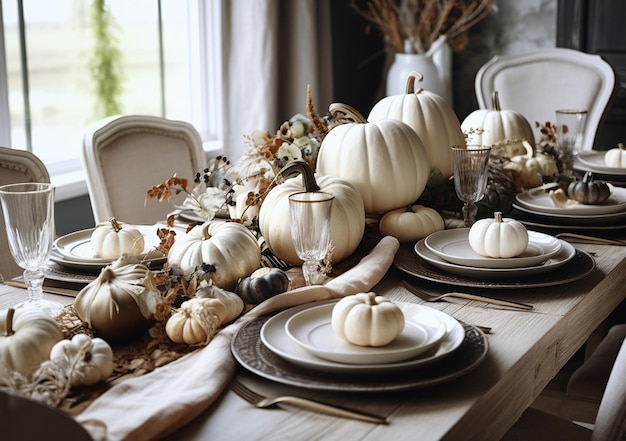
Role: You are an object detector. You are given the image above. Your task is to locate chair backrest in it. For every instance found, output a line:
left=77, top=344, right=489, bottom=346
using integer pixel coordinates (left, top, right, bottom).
left=475, top=48, right=617, bottom=151
left=592, top=336, right=626, bottom=441
left=82, top=115, right=207, bottom=225
left=0, top=146, right=50, bottom=279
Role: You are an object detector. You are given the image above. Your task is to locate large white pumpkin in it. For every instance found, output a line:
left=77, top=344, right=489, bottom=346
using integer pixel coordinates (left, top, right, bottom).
left=317, top=103, right=430, bottom=214
left=167, top=221, right=261, bottom=290
left=368, top=71, right=465, bottom=179
left=258, top=161, right=365, bottom=266
left=461, top=91, right=536, bottom=157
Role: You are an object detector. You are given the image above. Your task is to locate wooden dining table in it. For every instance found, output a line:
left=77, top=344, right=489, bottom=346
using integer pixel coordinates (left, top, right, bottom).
left=1, top=238, right=626, bottom=441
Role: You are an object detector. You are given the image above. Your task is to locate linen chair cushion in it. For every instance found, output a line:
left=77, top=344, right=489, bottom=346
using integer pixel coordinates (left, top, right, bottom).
left=475, top=48, right=617, bottom=151
left=0, top=146, right=50, bottom=279
left=82, top=115, right=207, bottom=225
left=503, top=328, right=626, bottom=441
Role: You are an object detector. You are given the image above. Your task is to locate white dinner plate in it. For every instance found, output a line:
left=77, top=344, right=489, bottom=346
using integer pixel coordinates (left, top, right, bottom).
left=52, top=225, right=166, bottom=268
left=576, top=151, right=626, bottom=176
left=284, top=303, right=447, bottom=365
left=515, top=186, right=626, bottom=215
left=424, top=229, right=561, bottom=269
left=511, top=202, right=626, bottom=225
left=261, top=300, right=465, bottom=374
left=415, top=238, right=575, bottom=279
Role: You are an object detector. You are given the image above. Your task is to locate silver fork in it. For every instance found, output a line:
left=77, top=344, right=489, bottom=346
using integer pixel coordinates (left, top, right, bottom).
left=230, top=379, right=387, bottom=424
left=400, top=280, right=533, bottom=310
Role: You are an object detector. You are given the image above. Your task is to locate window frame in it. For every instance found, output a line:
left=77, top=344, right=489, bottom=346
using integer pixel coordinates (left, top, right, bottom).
left=0, top=0, right=223, bottom=201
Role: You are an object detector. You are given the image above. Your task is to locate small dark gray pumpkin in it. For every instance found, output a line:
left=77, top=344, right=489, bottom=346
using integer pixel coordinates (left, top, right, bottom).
left=567, top=172, right=612, bottom=205
left=235, top=267, right=291, bottom=304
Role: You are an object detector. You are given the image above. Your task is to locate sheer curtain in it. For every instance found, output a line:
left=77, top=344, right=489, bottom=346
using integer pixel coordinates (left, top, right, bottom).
left=218, top=0, right=333, bottom=162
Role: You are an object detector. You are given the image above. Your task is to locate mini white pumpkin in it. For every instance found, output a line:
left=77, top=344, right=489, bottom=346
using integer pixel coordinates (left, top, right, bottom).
left=73, top=255, right=162, bottom=342
left=91, top=218, right=145, bottom=259
left=167, top=221, right=261, bottom=290
left=49, top=334, right=114, bottom=386
left=0, top=307, right=64, bottom=382
left=468, top=211, right=529, bottom=258
left=331, top=292, right=405, bottom=347
left=604, top=143, right=626, bottom=168
left=379, top=204, right=445, bottom=244
left=510, top=141, right=559, bottom=178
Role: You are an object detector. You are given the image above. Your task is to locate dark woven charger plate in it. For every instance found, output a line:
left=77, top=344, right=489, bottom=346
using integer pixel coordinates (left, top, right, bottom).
left=393, top=243, right=596, bottom=289
left=231, top=316, right=488, bottom=393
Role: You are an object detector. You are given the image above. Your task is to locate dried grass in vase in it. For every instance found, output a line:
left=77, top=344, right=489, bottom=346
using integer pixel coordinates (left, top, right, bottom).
left=352, top=0, right=495, bottom=53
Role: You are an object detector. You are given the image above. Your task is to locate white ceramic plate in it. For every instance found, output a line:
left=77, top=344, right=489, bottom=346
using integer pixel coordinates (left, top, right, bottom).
left=424, top=229, right=561, bottom=269
left=512, top=202, right=626, bottom=224
left=415, top=238, right=575, bottom=279
left=261, top=300, right=465, bottom=374
left=284, top=303, right=446, bottom=365
left=53, top=225, right=165, bottom=265
left=515, top=186, right=626, bottom=215
left=576, top=151, right=626, bottom=176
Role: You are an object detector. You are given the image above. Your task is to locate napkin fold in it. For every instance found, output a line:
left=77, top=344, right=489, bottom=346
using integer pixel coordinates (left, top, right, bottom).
left=76, top=235, right=400, bottom=441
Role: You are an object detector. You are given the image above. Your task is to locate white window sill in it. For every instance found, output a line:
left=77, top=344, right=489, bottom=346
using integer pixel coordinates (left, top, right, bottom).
left=50, top=141, right=224, bottom=203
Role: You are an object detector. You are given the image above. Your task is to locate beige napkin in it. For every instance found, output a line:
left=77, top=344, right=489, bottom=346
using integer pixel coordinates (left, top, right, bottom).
left=76, top=235, right=400, bottom=441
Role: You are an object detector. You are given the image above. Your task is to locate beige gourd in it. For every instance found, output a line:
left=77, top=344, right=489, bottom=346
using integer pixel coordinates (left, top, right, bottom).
left=258, top=160, right=365, bottom=266
left=316, top=103, right=430, bottom=214
left=165, top=281, right=244, bottom=345
left=49, top=333, right=114, bottom=386
left=73, top=255, right=162, bottom=342
left=468, top=211, right=529, bottom=258
left=167, top=221, right=261, bottom=290
left=91, top=218, right=145, bottom=259
left=331, top=292, right=405, bottom=347
left=0, top=307, right=64, bottom=383
left=379, top=204, right=445, bottom=244
left=368, top=71, right=465, bottom=179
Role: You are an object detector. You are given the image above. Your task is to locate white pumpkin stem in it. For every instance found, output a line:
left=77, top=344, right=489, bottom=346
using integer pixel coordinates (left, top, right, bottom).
left=201, top=223, right=213, bottom=240
left=522, top=140, right=534, bottom=158
left=405, top=71, right=424, bottom=95
left=493, top=211, right=503, bottom=223
left=2, top=307, right=15, bottom=336
left=364, top=292, right=377, bottom=305
left=618, top=142, right=625, bottom=151
left=100, top=268, right=116, bottom=283
left=328, top=103, right=367, bottom=124
left=491, top=91, right=502, bottom=111
left=277, top=160, right=321, bottom=192
left=110, top=217, right=122, bottom=232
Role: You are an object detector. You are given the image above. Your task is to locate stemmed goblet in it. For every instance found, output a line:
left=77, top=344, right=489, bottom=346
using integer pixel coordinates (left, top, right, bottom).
left=289, top=191, right=334, bottom=286
left=556, top=109, right=588, bottom=182
left=0, top=182, right=63, bottom=317
left=452, top=145, right=491, bottom=227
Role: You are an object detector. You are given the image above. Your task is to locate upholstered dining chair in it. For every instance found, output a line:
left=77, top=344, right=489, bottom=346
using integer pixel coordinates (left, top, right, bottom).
left=0, top=146, right=50, bottom=280
left=475, top=48, right=618, bottom=151
left=503, top=327, right=626, bottom=441
left=82, top=115, right=207, bottom=225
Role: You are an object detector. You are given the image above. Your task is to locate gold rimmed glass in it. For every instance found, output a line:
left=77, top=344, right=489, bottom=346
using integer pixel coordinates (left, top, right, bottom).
left=556, top=109, right=588, bottom=181
left=452, top=145, right=491, bottom=227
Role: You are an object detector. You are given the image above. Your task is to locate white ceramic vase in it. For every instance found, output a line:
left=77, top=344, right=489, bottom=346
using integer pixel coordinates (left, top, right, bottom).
left=385, top=36, right=453, bottom=106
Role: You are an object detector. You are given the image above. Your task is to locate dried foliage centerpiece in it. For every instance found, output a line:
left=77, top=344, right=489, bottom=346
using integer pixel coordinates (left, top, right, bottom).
left=352, top=0, right=495, bottom=54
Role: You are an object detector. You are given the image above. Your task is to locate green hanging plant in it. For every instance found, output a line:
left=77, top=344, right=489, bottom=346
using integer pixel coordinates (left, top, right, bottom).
left=89, top=0, right=124, bottom=117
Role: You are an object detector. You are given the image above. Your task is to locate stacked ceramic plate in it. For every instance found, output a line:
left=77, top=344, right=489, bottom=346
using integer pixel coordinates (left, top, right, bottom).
left=575, top=151, right=626, bottom=187
left=49, top=224, right=167, bottom=273
left=512, top=185, right=626, bottom=227
left=258, top=300, right=466, bottom=374
left=415, top=228, right=575, bottom=279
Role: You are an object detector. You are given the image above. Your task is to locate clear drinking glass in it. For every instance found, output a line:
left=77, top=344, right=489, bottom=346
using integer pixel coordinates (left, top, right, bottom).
left=452, top=145, right=491, bottom=227
left=0, top=183, right=63, bottom=316
left=556, top=109, right=588, bottom=181
left=289, top=191, right=334, bottom=286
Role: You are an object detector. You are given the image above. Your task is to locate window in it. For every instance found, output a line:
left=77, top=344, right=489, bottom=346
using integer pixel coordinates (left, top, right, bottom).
left=0, top=0, right=222, bottom=199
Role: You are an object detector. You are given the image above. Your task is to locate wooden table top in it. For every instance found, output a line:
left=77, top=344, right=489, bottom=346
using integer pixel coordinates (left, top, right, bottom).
left=2, top=241, right=625, bottom=441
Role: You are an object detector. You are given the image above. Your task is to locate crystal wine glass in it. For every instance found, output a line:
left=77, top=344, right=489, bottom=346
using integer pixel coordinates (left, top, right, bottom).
left=289, top=191, right=334, bottom=286
left=0, top=182, right=63, bottom=316
left=556, top=109, right=588, bottom=182
left=452, top=145, right=491, bottom=227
